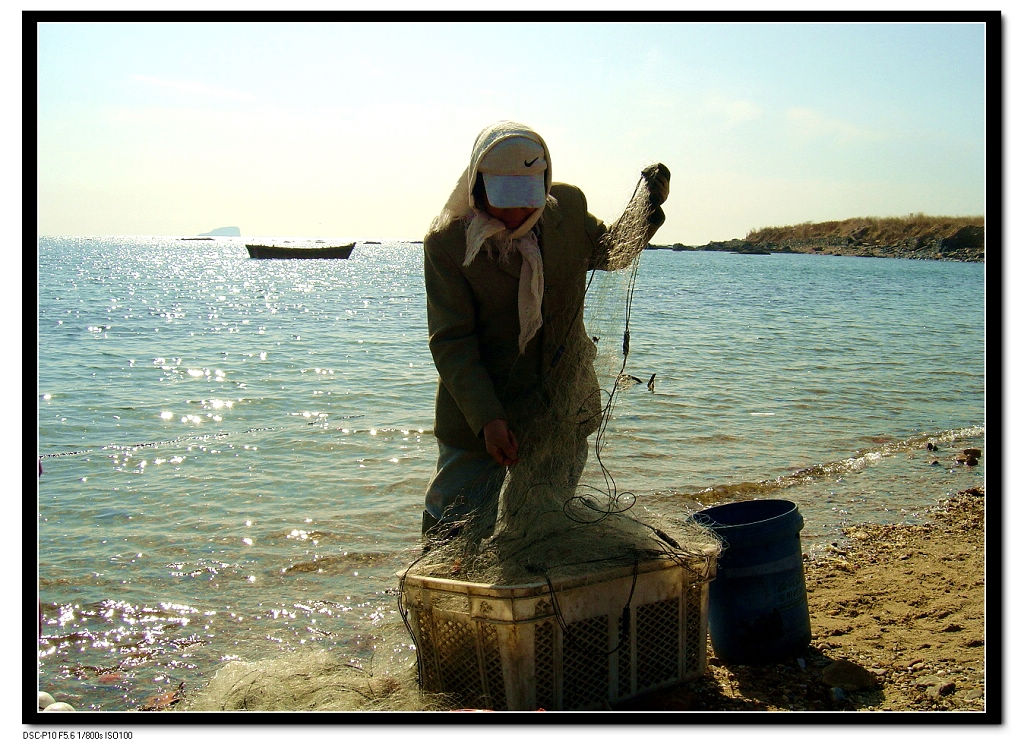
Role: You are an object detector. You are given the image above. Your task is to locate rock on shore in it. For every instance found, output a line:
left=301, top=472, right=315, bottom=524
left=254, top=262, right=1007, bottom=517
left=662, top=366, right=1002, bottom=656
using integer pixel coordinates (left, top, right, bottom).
left=653, top=237, right=983, bottom=262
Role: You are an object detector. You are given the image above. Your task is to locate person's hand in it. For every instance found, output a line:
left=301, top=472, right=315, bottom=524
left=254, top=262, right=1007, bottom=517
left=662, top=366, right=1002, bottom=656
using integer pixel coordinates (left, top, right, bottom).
left=641, top=163, right=670, bottom=205
left=482, top=418, right=519, bottom=467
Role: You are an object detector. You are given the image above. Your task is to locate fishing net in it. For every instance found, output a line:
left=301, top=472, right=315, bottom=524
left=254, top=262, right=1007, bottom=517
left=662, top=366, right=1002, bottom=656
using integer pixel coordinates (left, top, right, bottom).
left=179, top=171, right=719, bottom=715
left=180, top=648, right=447, bottom=712
left=410, top=170, right=721, bottom=587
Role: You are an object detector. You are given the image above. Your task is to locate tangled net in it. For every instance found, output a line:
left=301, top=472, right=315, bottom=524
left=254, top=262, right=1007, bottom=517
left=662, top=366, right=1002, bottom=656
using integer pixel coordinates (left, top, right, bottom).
left=180, top=649, right=446, bottom=712
left=410, top=171, right=720, bottom=587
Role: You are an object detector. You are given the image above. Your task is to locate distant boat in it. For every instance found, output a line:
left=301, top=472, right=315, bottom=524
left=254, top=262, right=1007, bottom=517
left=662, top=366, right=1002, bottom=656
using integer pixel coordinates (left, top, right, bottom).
left=246, top=242, right=355, bottom=259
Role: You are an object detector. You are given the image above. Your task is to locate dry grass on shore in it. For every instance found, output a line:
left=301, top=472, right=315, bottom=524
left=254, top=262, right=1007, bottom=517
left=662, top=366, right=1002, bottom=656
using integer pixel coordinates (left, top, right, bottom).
left=746, top=214, right=984, bottom=246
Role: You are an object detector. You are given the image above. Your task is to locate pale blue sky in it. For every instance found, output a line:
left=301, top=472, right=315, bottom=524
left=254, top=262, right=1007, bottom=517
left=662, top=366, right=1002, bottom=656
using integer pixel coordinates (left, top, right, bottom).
left=36, top=20, right=988, bottom=243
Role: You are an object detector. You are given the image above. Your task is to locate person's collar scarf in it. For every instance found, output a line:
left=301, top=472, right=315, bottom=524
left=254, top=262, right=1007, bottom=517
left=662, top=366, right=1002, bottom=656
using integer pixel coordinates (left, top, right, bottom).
left=463, top=208, right=544, bottom=354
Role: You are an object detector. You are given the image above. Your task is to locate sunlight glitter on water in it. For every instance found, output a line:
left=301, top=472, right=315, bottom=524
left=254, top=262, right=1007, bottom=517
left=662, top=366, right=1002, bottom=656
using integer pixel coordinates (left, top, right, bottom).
left=36, top=238, right=984, bottom=710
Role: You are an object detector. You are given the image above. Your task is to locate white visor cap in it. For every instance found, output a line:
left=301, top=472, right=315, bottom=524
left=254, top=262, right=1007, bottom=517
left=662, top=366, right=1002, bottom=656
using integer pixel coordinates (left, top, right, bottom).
left=478, top=136, right=548, bottom=208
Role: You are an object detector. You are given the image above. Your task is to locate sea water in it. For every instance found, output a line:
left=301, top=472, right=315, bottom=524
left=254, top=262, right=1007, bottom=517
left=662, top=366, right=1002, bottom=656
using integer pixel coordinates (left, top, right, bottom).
left=35, top=236, right=985, bottom=710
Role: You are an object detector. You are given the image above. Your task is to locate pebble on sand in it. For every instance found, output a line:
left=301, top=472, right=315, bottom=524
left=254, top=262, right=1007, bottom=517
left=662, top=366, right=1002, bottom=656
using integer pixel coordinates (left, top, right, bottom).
left=822, top=660, right=879, bottom=691
left=39, top=691, right=76, bottom=711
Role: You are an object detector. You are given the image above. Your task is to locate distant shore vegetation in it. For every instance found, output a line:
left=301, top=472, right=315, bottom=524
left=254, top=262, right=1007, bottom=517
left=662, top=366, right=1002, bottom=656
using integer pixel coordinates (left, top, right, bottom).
left=653, top=214, right=984, bottom=262
left=745, top=213, right=984, bottom=245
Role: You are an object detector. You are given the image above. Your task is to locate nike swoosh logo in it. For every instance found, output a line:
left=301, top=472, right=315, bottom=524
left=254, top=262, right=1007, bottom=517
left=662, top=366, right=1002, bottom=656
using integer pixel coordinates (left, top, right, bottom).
left=524, top=157, right=539, bottom=167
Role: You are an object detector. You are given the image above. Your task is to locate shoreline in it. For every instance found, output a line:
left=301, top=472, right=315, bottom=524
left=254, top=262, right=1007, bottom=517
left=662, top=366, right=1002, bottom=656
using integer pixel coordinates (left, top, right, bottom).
left=650, top=241, right=983, bottom=262
left=42, top=485, right=986, bottom=714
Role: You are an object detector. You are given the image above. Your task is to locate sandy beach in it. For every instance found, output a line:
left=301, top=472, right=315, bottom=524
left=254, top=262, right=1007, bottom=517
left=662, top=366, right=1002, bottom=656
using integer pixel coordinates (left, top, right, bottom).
left=625, top=485, right=987, bottom=712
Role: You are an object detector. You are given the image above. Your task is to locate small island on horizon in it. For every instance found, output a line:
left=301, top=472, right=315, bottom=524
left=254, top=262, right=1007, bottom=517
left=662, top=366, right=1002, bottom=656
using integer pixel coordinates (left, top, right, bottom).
left=198, top=226, right=242, bottom=237
left=653, top=214, right=984, bottom=262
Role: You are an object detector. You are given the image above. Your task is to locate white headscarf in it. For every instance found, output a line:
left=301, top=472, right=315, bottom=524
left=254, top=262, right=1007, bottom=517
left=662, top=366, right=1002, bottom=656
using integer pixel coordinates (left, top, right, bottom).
left=431, top=122, right=553, bottom=353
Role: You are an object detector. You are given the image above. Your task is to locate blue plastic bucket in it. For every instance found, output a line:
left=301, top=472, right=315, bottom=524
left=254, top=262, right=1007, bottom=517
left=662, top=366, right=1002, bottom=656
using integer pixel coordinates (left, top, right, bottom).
left=693, top=499, right=811, bottom=664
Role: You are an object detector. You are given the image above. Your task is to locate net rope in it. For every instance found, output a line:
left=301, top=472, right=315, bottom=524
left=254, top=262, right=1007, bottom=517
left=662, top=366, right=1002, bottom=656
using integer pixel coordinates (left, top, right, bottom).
left=408, top=171, right=720, bottom=587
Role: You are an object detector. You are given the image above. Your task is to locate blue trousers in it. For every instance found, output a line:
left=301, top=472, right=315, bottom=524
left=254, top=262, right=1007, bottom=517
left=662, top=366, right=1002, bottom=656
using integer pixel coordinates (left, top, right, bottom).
left=423, top=444, right=506, bottom=528
left=423, top=439, right=589, bottom=533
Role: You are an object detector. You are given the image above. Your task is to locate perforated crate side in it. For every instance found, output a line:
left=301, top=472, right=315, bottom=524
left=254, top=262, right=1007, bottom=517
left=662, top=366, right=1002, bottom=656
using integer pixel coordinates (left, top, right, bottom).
left=562, top=613, right=613, bottom=709
left=413, top=608, right=441, bottom=691
left=402, top=558, right=714, bottom=710
left=534, top=620, right=557, bottom=710
left=635, top=596, right=681, bottom=690
left=616, top=606, right=632, bottom=699
left=432, top=612, right=482, bottom=702
left=478, top=622, right=507, bottom=710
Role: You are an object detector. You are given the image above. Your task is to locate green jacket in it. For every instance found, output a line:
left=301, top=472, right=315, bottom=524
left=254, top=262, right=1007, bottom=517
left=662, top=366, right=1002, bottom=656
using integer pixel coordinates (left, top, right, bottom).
left=423, top=182, right=662, bottom=453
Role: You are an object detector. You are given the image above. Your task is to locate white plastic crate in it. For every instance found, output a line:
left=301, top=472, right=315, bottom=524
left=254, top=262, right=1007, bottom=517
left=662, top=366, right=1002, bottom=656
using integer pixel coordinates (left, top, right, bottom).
left=400, top=556, right=716, bottom=710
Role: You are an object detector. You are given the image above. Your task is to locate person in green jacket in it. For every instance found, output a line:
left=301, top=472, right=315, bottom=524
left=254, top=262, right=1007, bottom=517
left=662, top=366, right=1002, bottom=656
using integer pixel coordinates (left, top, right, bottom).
left=421, top=121, right=669, bottom=538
